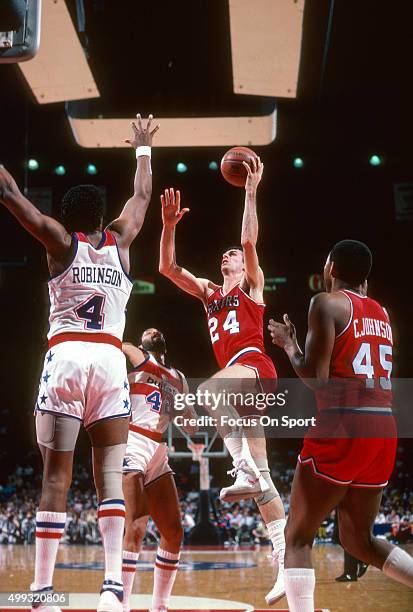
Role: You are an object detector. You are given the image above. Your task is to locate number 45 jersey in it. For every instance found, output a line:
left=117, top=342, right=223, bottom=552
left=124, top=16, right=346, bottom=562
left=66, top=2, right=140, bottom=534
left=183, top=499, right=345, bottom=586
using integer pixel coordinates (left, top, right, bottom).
left=317, top=289, right=393, bottom=413
left=48, top=231, right=132, bottom=342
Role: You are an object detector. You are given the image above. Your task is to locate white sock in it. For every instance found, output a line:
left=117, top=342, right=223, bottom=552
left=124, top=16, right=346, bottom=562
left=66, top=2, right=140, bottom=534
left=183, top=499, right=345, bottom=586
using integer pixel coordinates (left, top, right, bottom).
left=152, top=547, right=180, bottom=610
left=223, top=433, right=243, bottom=461
left=32, top=511, right=66, bottom=590
left=98, top=498, right=125, bottom=598
left=284, top=568, right=315, bottom=612
left=122, top=550, right=139, bottom=611
left=383, top=547, right=413, bottom=588
left=267, top=518, right=286, bottom=570
left=223, top=433, right=259, bottom=473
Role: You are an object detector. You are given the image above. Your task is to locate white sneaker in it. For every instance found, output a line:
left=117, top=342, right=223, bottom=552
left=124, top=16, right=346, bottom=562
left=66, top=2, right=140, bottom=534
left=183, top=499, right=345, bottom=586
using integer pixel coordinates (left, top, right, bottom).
left=265, top=560, right=286, bottom=605
left=97, top=590, right=123, bottom=612
left=220, top=458, right=269, bottom=502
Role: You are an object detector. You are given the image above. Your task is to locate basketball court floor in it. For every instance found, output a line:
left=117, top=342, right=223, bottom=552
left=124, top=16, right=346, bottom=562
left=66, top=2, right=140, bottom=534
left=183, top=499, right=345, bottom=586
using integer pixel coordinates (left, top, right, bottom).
left=1, top=544, right=412, bottom=611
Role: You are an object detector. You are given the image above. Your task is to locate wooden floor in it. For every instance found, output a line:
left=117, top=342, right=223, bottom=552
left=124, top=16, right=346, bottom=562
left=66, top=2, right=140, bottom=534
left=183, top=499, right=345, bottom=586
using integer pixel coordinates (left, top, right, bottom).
left=0, top=543, right=412, bottom=611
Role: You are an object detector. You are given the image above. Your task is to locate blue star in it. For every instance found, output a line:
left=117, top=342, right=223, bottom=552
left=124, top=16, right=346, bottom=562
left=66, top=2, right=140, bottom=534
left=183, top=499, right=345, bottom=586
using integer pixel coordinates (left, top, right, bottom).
left=40, top=394, right=47, bottom=405
left=43, top=371, right=51, bottom=384
left=123, top=380, right=129, bottom=390
left=46, top=351, right=54, bottom=363
left=123, top=399, right=129, bottom=410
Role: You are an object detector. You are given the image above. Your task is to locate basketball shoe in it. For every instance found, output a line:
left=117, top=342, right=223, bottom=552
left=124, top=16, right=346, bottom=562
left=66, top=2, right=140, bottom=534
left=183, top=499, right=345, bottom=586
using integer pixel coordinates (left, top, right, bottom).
left=265, top=551, right=286, bottom=605
left=97, top=589, right=123, bottom=612
left=220, top=458, right=269, bottom=502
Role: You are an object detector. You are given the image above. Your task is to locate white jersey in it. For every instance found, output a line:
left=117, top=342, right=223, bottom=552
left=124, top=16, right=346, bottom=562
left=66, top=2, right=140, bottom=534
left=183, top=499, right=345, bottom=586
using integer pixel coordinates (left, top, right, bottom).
left=128, top=352, right=185, bottom=435
left=48, top=230, right=132, bottom=342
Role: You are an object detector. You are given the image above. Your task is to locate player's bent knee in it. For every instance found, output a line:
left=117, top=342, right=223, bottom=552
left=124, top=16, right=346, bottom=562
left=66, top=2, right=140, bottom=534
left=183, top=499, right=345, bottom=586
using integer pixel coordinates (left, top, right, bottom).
left=93, top=443, right=126, bottom=502
left=36, top=412, right=80, bottom=452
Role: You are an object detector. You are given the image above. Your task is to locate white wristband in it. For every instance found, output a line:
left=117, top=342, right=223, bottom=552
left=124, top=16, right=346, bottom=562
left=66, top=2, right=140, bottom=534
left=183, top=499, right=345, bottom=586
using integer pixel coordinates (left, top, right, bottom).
left=136, top=146, right=151, bottom=159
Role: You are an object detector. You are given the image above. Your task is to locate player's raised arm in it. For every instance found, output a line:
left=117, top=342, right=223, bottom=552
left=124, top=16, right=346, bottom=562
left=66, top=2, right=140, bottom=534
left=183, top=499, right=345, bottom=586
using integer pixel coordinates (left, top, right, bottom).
left=122, top=342, right=146, bottom=368
left=109, top=114, right=159, bottom=248
left=240, top=157, right=265, bottom=299
left=268, top=292, right=337, bottom=387
left=159, top=187, right=216, bottom=303
left=0, top=165, right=71, bottom=258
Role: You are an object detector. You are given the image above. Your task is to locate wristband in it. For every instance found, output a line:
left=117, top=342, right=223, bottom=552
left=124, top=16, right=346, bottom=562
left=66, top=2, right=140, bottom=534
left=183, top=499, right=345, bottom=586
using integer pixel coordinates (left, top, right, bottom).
left=136, top=146, right=151, bottom=159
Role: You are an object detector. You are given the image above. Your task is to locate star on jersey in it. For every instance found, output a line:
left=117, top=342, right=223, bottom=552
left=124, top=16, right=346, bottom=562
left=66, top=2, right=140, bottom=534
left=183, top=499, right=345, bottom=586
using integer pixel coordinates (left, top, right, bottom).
left=123, top=399, right=130, bottom=410
left=40, top=394, right=47, bottom=405
left=46, top=351, right=54, bottom=363
left=43, top=371, right=51, bottom=384
left=123, top=380, right=129, bottom=390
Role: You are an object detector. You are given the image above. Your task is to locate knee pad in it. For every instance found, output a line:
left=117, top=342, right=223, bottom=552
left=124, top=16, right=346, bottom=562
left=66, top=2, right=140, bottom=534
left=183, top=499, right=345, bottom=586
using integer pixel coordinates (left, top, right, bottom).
left=93, top=443, right=126, bottom=502
left=36, top=412, right=80, bottom=452
left=253, top=457, right=280, bottom=506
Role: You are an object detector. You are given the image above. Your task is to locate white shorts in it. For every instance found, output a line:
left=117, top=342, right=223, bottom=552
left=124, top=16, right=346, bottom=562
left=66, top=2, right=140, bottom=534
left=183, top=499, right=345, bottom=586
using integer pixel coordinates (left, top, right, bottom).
left=35, top=341, right=131, bottom=428
left=123, top=430, right=172, bottom=486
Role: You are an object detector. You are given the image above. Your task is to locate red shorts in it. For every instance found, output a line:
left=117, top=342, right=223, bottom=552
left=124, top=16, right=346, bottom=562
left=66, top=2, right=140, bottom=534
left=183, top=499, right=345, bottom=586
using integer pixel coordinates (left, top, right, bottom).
left=227, top=350, right=277, bottom=416
left=299, top=435, right=397, bottom=488
left=229, top=350, right=277, bottom=386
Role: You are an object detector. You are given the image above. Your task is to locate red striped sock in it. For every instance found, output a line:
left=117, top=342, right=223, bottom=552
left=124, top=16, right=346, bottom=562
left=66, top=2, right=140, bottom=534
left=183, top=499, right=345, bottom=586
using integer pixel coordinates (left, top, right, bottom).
left=152, top=547, right=180, bottom=610
left=122, top=550, right=139, bottom=611
left=32, top=511, right=66, bottom=589
left=98, top=499, right=125, bottom=586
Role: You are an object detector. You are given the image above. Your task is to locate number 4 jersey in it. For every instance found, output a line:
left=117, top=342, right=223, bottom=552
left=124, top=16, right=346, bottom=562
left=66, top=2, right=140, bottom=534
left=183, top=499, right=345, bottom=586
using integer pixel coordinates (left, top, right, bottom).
left=317, top=289, right=393, bottom=412
left=48, top=231, right=132, bottom=342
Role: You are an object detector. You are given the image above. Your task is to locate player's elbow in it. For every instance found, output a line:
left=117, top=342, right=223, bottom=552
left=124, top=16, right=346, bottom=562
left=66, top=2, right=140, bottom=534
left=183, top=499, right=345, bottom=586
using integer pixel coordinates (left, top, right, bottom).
left=159, top=261, right=175, bottom=277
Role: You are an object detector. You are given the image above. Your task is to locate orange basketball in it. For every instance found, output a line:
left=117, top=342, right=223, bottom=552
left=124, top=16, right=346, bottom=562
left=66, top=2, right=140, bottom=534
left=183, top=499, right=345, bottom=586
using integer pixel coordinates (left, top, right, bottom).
left=220, top=146, right=257, bottom=187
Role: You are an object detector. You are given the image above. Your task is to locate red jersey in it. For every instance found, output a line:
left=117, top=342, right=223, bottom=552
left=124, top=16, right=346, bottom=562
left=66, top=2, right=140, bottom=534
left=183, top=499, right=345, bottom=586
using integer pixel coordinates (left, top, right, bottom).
left=206, top=283, right=266, bottom=369
left=317, top=289, right=393, bottom=412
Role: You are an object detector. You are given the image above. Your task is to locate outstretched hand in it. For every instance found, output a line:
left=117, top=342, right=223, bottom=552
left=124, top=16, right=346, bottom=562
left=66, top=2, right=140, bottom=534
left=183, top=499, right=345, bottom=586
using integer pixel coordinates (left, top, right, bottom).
left=268, top=314, right=297, bottom=350
left=125, top=113, right=160, bottom=148
left=243, top=155, right=264, bottom=192
left=161, top=188, right=190, bottom=228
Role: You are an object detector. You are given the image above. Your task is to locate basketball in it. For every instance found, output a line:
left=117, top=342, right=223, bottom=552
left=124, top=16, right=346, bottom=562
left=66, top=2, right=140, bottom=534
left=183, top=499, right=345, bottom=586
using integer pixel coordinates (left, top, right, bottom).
left=220, top=146, right=258, bottom=187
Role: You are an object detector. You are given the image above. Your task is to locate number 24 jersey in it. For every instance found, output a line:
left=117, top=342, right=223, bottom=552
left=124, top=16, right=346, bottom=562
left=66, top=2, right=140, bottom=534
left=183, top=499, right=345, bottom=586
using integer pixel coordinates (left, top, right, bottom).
left=206, top=282, right=266, bottom=369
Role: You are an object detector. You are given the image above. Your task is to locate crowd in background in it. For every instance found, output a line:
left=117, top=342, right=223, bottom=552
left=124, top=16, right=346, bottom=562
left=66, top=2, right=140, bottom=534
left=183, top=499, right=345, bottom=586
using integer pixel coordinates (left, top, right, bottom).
left=1, top=445, right=412, bottom=546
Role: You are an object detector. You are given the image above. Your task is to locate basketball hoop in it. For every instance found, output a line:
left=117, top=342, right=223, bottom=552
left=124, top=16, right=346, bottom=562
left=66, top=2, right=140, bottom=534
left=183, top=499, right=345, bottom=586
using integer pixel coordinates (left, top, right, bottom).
left=187, top=441, right=210, bottom=491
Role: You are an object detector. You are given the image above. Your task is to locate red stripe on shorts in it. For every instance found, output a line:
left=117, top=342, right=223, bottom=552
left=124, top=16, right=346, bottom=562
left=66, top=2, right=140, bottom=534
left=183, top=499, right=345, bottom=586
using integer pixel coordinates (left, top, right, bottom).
left=48, top=332, right=122, bottom=350
left=129, top=423, right=163, bottom=443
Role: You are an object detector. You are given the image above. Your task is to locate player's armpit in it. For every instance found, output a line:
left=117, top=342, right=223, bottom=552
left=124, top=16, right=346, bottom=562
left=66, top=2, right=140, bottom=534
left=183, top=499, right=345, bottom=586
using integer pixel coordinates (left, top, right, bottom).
left=122, top=342, right=146, bottom=368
